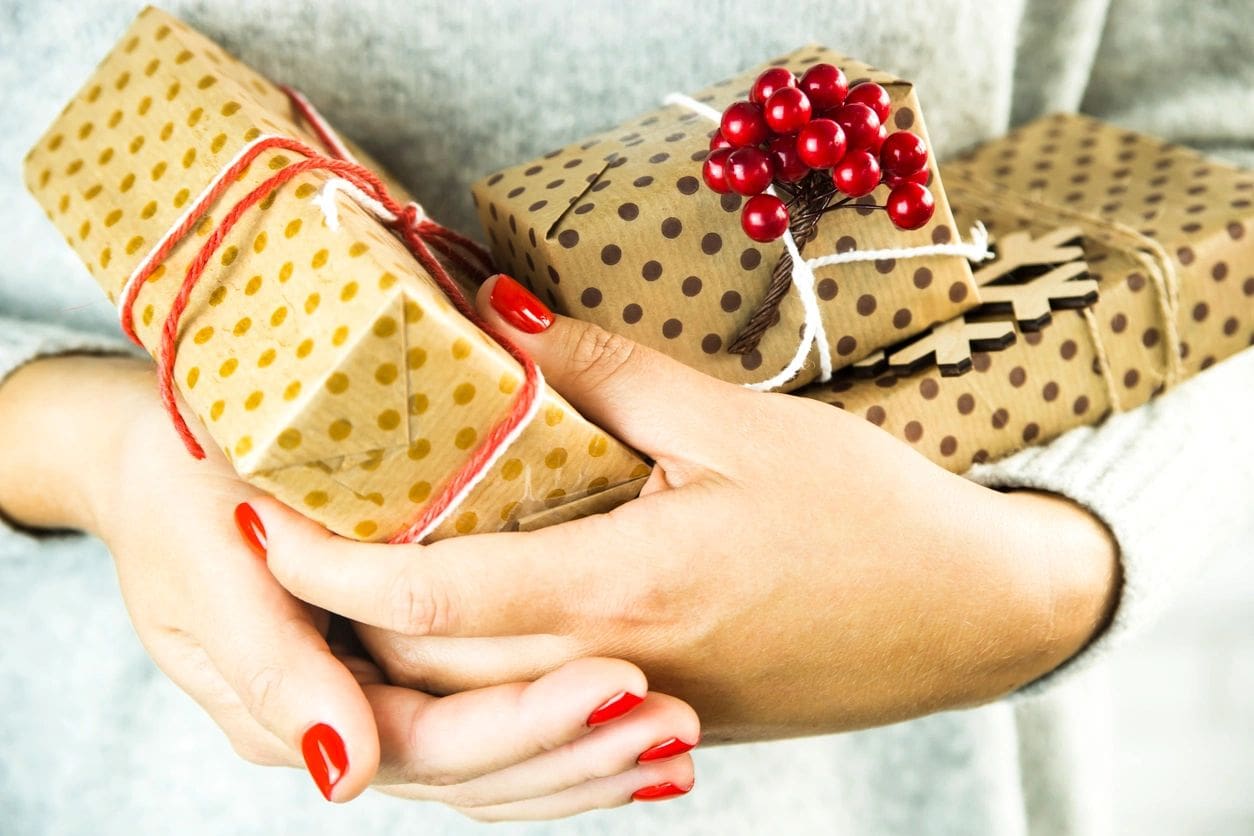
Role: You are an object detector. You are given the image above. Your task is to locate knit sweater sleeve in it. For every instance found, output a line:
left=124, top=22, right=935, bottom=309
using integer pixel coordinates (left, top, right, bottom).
left=966, top=347, right=1254, bottom=696
left=0, top=315, right=139, bottom=548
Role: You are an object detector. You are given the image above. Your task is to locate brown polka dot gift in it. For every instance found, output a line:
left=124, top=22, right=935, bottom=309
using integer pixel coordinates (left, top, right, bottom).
left=472, top=46, right=982, bottom=394
left=22, top=7, right=649, bottom=542
left=799, top=113, right=1254, bottom=471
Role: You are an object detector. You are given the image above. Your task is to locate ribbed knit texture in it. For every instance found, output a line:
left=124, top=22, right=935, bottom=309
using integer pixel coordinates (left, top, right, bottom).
left=1, top=1, right=1251, bottom=833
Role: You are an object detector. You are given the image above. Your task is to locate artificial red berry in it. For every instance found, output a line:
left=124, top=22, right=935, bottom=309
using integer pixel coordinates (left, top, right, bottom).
left=832, top=150, right=881, bottom=197
left=720, top=101, right=769, bottom=148
left=880, top=130, right=929, bottom=177
left=750, top=67, right=797, bottom=106
left=885, top=168, right=931, bottom=189
left=868, top=122, right=888, bottom=155
left=795, top=118, right=847, bottom=169
left=830, top=103, right=882, bottom=153
left=799, top=63, right=848, bottom=111
left=768, top=134, right=810, bottom=183
left=845, top=82, right=891, bottom=123
left=702, top=148, right=734, bottom=194
left=764, top=87, right=813, bottom=134
left=886, top=182, right=936, bottom=229
left=741, top=193, right=790, bottom=242
left=725, top=146, right=775, bottom=195
left=709, top=131, right=734, bottom=151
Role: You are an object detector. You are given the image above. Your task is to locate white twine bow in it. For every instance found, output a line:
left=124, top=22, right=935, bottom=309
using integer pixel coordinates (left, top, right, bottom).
left=286, top=86, right=437, bottom=238
left=663, top=91, right=992, bottom=391
left=312, top=177, right=429, bottom=233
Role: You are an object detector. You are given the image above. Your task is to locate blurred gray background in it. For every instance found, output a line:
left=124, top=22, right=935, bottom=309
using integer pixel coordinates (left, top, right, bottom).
left=1110, top=539, right=1254, bottom=834
left=1, top=1, right=1251, bottom=833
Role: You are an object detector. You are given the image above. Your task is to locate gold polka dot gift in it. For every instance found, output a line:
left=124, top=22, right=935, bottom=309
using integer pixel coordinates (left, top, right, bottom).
left=22, top=7, right=649, bottom=542
left=799, top=113, right=1254, bottom=471
left=472, top=46, right=980, bottom=394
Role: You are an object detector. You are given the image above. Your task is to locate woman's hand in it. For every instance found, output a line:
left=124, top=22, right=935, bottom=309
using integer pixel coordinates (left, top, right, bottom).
left=256, top=275, right=1121, bottom=741
left=0, top=355, right=699, bottom=817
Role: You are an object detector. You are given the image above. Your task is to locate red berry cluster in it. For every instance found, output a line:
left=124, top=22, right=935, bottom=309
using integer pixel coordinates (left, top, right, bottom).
left=701, top=64, right=935, bottom=243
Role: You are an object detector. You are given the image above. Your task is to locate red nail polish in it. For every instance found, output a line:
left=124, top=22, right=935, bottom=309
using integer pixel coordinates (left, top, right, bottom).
left=632, top=781, right=693, bottom=802
left=233, top=502, right=267, bottom=559
left=638, top=737, right=696, bottom=763
left=489, top=274, right=554, bottom=333
left=586, top=691, right=644, bottom=726
left=301, top=722, right=348, bottom=802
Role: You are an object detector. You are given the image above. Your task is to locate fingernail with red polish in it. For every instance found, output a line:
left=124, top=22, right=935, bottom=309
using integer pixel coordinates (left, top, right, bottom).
left=632, top=780, right=694, bottom=802
left=638, top=737, right=696, bottom=763
left=234, top=502, right=267, bottom=559
left=586, top=691, right=644, bottom=726
left=489, top=274, right=554, bottom=333
left=301, top=723, right=348, bottom=802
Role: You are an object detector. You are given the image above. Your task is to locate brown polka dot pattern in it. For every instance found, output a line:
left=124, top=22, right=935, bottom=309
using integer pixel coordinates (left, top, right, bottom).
left=803, top=299, right=1136, bottom=469
left=23, top=7, right=647, bottom=542
left=797, top=112, right=1254, bottom=472
left=472, top=44, right=978, bottom=393
left=947, top=111, right=1253, bottom=382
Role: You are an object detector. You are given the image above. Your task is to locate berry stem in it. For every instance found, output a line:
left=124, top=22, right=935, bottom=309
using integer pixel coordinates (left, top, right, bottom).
left=818, top=201, right=887, bottom=214
left=790, top=196, right=889, bottom=228
left=793, top=198, right=887, bottom=225
left=728, top=169, right=832, bottom=355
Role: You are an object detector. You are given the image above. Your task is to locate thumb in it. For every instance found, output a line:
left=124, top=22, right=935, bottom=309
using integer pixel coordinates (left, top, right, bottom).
left=475, top=274, right=747, bottom=459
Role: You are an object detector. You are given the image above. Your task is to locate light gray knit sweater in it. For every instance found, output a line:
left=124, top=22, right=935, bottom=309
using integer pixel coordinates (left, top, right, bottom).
left=1, top=1, right=1252, bottom=834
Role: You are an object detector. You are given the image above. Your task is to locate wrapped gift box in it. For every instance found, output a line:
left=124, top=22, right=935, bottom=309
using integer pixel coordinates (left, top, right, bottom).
left=799, top=113, right=1254, bottom=469
left=22, top=7, right=649, bottom=541
left=472, top=45, right=980, bottom=392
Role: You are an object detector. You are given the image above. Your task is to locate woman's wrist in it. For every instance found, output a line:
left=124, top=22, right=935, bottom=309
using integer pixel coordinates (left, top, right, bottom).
left=863, top=473, right=1121, bottom=715
left=986, top=488, right=1121, bottom=692
left=0, top=354, right=153, bottom=535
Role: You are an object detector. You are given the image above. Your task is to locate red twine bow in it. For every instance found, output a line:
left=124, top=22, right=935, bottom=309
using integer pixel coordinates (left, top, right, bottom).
left=119, top=86, right=539, bottom=544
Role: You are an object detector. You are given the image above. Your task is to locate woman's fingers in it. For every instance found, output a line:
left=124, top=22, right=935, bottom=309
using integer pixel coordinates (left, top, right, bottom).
left=369, top=657, right=649, bottom=786
left=470, top=757, right=695, bottom=822
left=392, top=755, right=697, bottom=822
left=477, top=274, right=746, bottom=464
left=252, top=496, right=601, bottom=638
left=355, top=628, right=579, bottom=695
left=201, top=606, right=379, bottom=802
left=144, top=630, right=293, bottom=768
left=381, top=757, right=696, bottom=822
left=381, top=691, right=699, bottom=809
left=195, top=509, right=381, bottom=803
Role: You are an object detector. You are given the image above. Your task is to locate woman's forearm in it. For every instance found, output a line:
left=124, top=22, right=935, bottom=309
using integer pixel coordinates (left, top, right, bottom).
left=0, top=354, right=150, bottom=533
left=983, top=489, right=1121, bottom=696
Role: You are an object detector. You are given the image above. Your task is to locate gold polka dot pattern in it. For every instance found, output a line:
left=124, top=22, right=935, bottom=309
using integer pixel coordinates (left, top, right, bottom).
left=799, top=113, right=1254, bottom=470
left=22, top=7, right=647, bottom=541
left=471, top=45, right=979, bottom=393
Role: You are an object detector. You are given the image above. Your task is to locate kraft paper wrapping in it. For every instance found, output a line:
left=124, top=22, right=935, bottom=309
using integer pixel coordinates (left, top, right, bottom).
left=472, top=45, right=979, bottom=393
left=22, top=7, right=648, bottom=542
left=798, top=113, right=1254, bottom=471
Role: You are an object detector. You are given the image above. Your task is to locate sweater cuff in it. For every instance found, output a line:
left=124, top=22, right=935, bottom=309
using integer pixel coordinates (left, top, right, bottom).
left=0, top=317, right=139, bottom=549
left=966, top=348, right=1254, bottom=697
